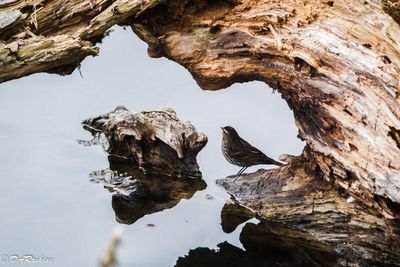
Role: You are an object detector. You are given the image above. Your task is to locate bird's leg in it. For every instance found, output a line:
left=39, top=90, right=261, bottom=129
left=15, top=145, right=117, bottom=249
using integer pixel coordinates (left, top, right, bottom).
left=238, top=167, right=248, bottom=175
left=236, top=167, right=246, bottom=175
left=233, top=167, right=245, bottom=182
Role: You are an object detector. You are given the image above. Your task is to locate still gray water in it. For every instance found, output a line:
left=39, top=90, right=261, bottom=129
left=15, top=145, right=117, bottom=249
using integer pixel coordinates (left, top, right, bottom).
left=0, top=27, right=304, bottom=266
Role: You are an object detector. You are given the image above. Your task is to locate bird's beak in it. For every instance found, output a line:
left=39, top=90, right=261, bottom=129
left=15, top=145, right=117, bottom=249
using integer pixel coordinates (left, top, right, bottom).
left=221, top=127, right=226, bottom=133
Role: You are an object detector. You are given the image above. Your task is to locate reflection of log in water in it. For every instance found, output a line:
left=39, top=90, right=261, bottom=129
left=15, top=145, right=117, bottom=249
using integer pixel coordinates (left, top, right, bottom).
left=92, top=156, right=206, bottom=225
left=219, top=202, right=255, bottom=234
left=176, top=221, right=337, bottom=267
left=176, top=203, right=338, bottom=267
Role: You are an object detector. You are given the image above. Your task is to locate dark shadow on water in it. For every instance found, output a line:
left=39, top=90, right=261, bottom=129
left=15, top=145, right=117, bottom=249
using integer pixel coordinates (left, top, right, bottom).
left=175, top=203, right=338, bottom=267
left=89, top=155, right=207, bottom=225
left=220, top=202, right=255, bottom=233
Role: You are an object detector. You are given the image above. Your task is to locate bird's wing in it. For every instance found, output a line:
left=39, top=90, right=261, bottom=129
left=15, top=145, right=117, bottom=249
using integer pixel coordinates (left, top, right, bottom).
left=239, top=138, right=266, bottom=155
left=239, top=137, right=279, bottom=164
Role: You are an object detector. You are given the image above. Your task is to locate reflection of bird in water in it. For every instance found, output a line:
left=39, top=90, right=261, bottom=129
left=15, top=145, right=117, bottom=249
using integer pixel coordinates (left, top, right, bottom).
left=221, top=126, right=283, bottom=175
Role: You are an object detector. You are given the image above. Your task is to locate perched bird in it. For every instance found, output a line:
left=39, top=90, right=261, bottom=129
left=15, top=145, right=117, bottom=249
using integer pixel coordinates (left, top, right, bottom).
left=221, top=126, right=283, bottom=175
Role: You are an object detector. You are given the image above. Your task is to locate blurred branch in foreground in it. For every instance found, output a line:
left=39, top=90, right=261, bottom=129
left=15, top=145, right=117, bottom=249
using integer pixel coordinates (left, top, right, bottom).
left=100, top=226, right=124, bottom=267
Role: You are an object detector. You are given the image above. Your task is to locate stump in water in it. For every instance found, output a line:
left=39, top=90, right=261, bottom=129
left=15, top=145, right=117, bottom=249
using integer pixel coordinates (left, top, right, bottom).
left=82, top=106, right=207, bottom=178
left=81, top=108, right=207, bottom=224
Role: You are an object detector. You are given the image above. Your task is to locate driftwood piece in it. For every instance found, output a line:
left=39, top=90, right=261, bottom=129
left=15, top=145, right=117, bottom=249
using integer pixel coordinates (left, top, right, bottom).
left=83, top=106, right=207, bottom=177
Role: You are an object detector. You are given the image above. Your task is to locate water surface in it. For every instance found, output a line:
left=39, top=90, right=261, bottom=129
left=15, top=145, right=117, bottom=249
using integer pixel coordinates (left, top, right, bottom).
left=0, top=27, right=304, bottom=266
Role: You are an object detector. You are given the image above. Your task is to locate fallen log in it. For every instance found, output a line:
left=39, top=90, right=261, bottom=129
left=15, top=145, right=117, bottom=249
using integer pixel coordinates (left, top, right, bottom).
left=218, top=152, right=400, bottom=265
left=133, top=1, right=400, bottom=264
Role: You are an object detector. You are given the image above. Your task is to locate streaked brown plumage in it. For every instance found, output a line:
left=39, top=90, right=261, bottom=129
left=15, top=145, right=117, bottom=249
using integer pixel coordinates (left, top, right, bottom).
left=221, top=126, right=283, bottom=175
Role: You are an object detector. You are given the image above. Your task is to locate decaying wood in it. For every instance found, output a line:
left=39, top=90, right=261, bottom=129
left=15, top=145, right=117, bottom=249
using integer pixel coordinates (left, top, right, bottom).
left=133, top=0, right=400, bottom=215
left=83, top=106, right=207, bottom=177
left=132, top=1, right=400, bottom=264
left=2, top=0, right=400, bottom=265
left=218, top=151, right=400, bottom=265
left=0, top=0, right=161, bottom=81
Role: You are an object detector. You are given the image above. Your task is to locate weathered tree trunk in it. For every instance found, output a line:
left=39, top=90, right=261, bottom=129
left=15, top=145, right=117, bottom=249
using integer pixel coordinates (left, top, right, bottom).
left=2, top=0, right=400, bottom=265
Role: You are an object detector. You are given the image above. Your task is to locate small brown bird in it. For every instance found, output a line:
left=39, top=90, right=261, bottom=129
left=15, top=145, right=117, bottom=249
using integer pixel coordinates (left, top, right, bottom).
left=221, top=126, right=283, bottom=175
